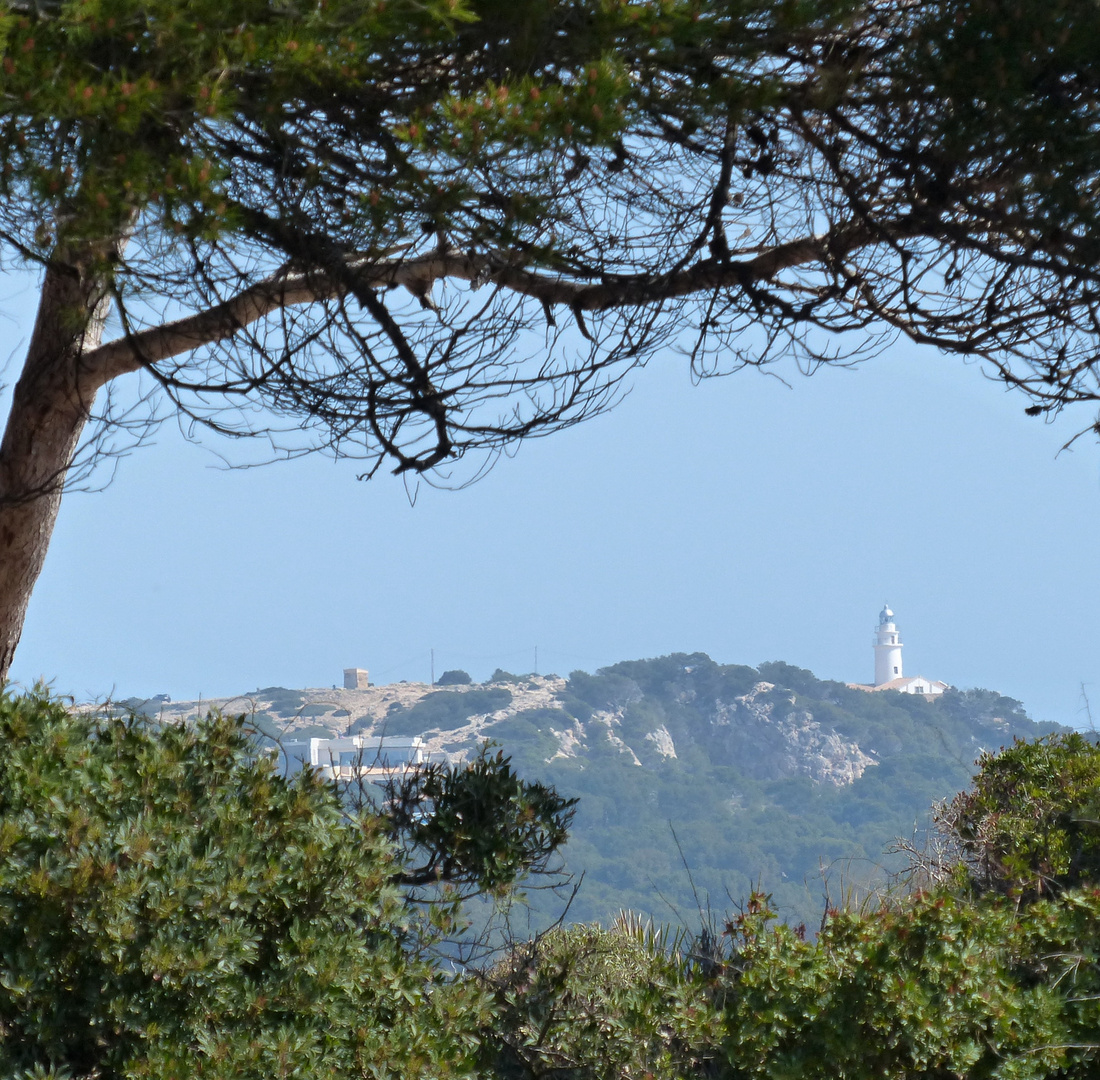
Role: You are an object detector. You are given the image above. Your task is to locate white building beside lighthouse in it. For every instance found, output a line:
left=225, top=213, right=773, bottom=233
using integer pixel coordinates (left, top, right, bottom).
left=850, top=604, right=950, bottom=696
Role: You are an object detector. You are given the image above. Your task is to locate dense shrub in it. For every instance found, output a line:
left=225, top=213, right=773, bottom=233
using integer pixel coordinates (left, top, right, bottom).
left=938, top=732, right=1100, bottom=897
left=437, top=669, right=473, bottom=686
left=485, top=918, right=712, bottom=1080
left=0, top=690, right=484, bottom=1080
left=718, top=889, right=1100, bottom=1080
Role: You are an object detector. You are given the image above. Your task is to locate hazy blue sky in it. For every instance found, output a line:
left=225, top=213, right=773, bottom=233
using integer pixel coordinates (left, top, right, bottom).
left=5, top=265, right=1100, bottom=727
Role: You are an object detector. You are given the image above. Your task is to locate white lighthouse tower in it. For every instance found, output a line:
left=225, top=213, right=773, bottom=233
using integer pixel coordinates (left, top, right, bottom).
left=873, top=604, right=903, bottom=686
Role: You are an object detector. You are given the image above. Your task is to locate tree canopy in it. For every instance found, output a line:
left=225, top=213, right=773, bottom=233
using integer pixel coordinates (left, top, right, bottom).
left=1, top=0, right=1099, bottom=677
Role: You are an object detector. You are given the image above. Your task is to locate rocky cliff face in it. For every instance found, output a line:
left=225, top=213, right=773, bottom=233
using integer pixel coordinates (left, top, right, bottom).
left=705, top=683, right=877, bottom=785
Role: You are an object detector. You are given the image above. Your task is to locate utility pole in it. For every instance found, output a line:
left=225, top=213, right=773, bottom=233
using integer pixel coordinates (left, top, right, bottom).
left=430, top=649, right=435, bottom=686
left=534, top=645, right=538, bottom=676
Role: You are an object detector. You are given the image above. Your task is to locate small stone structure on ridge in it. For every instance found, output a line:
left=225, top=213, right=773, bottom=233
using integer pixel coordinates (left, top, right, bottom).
left=343, top=667, right=370, bottom=690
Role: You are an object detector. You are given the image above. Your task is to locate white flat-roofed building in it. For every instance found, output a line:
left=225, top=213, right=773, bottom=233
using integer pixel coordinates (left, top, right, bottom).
left=279, top=734, right=426, bottom=780
left=872, top=675, right=950, bottom=696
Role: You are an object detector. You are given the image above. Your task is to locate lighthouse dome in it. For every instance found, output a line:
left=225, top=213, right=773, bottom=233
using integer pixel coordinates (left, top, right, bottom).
left=879, top=604, right=894, bottom=624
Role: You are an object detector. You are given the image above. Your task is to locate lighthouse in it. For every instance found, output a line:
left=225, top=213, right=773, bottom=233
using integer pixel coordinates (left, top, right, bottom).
left=847, top=604, right=949, bottom=696
left=873, top=604, right=903, bottom=686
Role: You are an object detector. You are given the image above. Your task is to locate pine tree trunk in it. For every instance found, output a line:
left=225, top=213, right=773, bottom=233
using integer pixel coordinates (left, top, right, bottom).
left=0, top=261, right=111, bottom=682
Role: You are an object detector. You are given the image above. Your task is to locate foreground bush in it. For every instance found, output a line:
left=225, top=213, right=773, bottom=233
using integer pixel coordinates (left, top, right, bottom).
left=484, top=917, right=720, bottom=1080
left=0, top=690, right=485, bottom=1080
left=722, top=890, right=1100, bottom=1080
left=939, top=733, right=1100, bottom=899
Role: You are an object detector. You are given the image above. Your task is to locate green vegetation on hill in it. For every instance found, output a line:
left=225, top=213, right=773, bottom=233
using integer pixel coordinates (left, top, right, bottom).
left=481, top=653, right=1065, bottom=928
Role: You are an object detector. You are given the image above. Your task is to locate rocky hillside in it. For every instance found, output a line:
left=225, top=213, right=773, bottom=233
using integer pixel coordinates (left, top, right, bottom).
left=141, top=673, right=571, bottom=757
left=136, top=653, right=1066, bottom=929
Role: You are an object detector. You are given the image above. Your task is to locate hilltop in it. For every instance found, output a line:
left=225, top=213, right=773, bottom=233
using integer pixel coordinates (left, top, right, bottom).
left=131, top=654, right=1067, bottom=928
